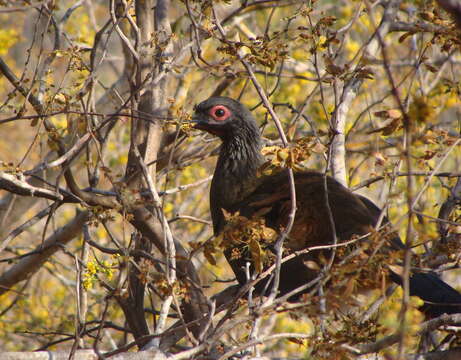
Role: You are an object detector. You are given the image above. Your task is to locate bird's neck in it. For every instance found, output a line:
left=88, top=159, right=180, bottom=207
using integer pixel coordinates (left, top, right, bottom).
left=216, top=130, right=264, bottom=181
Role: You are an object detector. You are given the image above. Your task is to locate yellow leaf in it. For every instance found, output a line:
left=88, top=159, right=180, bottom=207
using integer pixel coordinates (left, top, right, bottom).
left=261, top=146, right=281, bottom=156
left=277, top=148, right=290, bottom=161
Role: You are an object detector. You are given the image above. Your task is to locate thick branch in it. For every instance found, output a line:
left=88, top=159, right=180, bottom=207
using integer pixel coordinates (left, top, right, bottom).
left=0, top=172, right=63, bottom=202
left=130, top=206, right=209, bottom=326
left=330, top=78, right=361, bottom=186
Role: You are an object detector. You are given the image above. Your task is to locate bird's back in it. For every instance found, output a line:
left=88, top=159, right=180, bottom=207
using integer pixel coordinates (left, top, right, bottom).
left=224, top=171, right=378, bottom=249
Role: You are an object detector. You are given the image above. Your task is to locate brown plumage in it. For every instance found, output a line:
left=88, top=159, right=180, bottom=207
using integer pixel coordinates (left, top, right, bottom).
left=193, top=96, right=461, bottom=316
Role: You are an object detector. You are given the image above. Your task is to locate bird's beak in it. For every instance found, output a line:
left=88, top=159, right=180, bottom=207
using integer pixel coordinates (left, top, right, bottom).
left=191, top=115, right=209, bottom=130
left=192, top=114, right=223, bottom=137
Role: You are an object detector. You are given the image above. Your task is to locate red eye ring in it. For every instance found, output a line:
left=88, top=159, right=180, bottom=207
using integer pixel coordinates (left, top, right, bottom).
left=209, top=105, right=230, bottom=121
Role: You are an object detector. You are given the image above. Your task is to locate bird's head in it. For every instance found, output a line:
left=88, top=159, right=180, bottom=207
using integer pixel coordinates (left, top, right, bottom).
left=192, top=96, right=259, bottom=141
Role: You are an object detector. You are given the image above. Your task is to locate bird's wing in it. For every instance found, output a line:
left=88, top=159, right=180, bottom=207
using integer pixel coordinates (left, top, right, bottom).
left=230, top=171, right=378, bottom=250
left=219, top=171, right=387, bottom=298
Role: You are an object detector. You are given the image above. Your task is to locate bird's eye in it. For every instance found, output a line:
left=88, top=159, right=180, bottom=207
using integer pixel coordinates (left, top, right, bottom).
left=215, top=109, right=225, bottom=117
left=209, top=105, right=230, bottom=121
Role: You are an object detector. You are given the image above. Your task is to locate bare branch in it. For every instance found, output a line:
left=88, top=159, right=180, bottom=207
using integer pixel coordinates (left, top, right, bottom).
left=0, top=211, right=89, bottom=296
left=0, top=171, right=63, bottom=202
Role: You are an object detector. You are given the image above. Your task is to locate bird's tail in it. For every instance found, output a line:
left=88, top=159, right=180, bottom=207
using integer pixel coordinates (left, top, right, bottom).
left=389, top=269, right=461, bottom=317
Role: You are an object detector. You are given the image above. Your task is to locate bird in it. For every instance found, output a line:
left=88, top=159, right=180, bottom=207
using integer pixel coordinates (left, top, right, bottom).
left=192, top=96, right=461, bottom=317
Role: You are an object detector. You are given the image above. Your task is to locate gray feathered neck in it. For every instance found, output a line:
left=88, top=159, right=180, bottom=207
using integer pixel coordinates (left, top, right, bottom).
left=215, top=116, right=264, bottom=180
